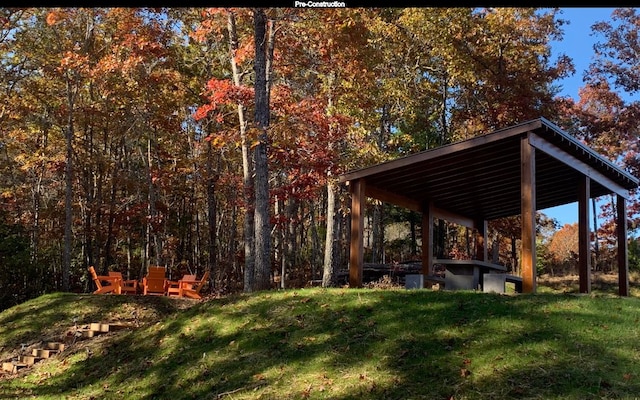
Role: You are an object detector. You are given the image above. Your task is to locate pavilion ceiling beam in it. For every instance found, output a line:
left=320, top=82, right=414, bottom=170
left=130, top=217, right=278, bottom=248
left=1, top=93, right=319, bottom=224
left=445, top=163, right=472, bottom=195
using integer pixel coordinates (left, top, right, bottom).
left=364, top=182, right=478, bottom=228
left=529, top=134, right=631, bottom=199
left=364, top=184, right=421, bottom=212
left=431, top=206, right=477, bottom=229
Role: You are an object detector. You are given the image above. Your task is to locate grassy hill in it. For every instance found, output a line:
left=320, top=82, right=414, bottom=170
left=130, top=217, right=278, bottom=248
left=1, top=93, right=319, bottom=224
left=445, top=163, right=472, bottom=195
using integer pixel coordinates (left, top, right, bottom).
left=1, top=284, right=640, bottom=399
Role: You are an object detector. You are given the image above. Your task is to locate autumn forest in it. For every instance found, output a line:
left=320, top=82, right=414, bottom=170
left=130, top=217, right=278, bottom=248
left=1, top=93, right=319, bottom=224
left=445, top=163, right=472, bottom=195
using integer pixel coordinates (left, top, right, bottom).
left=1, top=8, right=640, bottom=310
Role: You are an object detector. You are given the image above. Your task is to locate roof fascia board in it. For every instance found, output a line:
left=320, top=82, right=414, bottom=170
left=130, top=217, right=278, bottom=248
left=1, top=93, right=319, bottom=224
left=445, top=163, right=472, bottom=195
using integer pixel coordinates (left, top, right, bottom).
left=339, top=120, right=544, bottom=183
left=539, top=117, right=639, bottom=186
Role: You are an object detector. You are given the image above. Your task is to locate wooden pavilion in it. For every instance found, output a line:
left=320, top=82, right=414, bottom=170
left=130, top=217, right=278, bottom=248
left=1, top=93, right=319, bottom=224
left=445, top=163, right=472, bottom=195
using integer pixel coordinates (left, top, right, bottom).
left=339, top=118, right=639, bottom=295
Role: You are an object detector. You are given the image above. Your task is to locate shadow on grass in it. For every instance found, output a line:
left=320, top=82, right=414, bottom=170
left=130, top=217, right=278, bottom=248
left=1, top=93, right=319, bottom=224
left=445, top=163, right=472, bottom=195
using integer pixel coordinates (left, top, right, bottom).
left=2, top=289, right=640, bottom=399
left=0, top=293, right=188, bottom=361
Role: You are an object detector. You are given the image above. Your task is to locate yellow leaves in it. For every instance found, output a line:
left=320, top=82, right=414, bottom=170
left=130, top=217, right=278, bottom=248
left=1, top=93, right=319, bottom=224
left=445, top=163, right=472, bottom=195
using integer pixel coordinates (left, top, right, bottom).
left=207, top=135, right=226, bottom=150
left=1, top=190, right=14, bottom=200
left=250, top=139, right=262, bottom=150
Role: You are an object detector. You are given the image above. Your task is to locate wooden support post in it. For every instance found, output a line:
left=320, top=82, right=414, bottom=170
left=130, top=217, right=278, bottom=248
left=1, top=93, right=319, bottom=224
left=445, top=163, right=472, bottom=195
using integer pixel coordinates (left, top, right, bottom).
left=349, top=179, right=365, bottom=287
left=521, top=134, right=537, bottom=293
left=475, top=219, right=488, bottom=261
left=578, top=176, right=591, bottom=293
left=617, top=195, right=629, bottom=296
left=421, top=202, right=434, bottom=278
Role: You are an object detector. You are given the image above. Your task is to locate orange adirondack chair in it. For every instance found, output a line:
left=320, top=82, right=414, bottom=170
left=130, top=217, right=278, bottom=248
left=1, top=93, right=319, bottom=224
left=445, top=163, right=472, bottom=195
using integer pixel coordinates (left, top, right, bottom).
left=179, top=271, right=210, bottom=299
left=166, top=274, right=196, bottom=297
left=88, top=266, right=121, bottom=294
left=108, top=271, right=139, bottom=294
left=142, top=266, right=167, bottom=295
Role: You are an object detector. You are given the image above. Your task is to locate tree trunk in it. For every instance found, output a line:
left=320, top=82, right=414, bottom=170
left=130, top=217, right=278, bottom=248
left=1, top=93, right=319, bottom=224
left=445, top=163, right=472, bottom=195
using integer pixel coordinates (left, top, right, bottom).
left=206, top=140, right=218, bottom=288
left=491, top=233, right=500, bottom=264
left=436, top=219, right=446, bottom=258
left=32, top=174, right=42, bottom=267
left=104, top=167, right=117, bottom=274
left=439, top=70, right=449, bottom=146
left=252, top=9, right=273, bottom=291
left=63, top=79, right=75, bottom=292
left=322, top=179, right=339, bottom=287
left=285, top=197, right=297, bottom=287
left=511, top=235, right=518, bottom=274
left=229, top=203, right=239, bottom=289
left=371, top=201, right=385, bottom=263
left=82, top=140, right=94, bottom=273
left=227, top=11, right=255, bottom=292
left=273, top=193, right=285, bottom=288
left=104, top=137, right=121, bottom=273
left=146, top=136, right=159, bottom=266
left=409, top=211, right=418, bottom=257
left=310, top=202, right=322, bottom=280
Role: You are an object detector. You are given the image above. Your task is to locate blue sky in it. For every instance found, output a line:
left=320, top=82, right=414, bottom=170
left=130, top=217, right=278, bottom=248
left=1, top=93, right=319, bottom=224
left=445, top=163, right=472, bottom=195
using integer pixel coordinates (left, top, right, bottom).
left=542, top=7, right=620, bottom=227
left=550, top=7, right=618, bottom=100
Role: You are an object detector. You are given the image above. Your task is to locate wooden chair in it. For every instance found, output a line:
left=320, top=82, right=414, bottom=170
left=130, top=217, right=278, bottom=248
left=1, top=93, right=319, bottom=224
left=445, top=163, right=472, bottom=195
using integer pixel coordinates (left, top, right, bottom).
left=108, top=271, right=139, bottom=295
left=166, top=274, right=196, bottom=297
left=142, top=266, right=167, bottom=295
left=88, top=266, right=121, bottom=295
left=179, top=271, right=210, bottom=299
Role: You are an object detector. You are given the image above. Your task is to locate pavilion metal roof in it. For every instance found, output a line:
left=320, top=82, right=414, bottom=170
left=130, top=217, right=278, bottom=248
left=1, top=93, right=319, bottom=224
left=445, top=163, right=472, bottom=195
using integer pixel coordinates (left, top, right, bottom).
left=339, top=117, right=639, bottom=221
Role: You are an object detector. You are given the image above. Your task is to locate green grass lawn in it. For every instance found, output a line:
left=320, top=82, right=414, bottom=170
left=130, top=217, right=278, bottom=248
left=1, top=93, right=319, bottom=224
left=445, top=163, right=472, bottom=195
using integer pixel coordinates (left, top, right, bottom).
left=1, top=284, right=640, bottom=399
